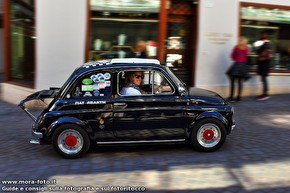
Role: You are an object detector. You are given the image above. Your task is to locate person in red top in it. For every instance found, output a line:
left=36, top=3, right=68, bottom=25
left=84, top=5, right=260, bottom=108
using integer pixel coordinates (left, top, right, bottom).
left=226, top=36, right=250, bottom=102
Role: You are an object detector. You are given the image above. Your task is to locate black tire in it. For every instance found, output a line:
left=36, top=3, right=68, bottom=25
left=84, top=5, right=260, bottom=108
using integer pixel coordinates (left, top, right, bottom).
left=52, top=124, right=90, bottom=158
left=190, top=118, right=226, bottom=152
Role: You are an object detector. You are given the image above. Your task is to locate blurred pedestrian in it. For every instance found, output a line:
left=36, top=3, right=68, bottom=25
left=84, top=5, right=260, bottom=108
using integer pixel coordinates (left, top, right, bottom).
left=255, top=31, right=272, bottom=100
left=135, top=40, right=148, bottom=58
left=226, top=36, right=250, bottom=102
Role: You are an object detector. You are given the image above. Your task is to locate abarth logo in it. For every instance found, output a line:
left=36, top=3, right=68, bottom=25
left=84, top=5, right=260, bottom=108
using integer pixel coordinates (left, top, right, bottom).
left=74, top=101, right=106, bottom=105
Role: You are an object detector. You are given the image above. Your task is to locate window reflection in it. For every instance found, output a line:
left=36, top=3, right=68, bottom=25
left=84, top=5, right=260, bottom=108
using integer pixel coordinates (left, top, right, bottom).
left=241, top=5, right=290, bottom=71
left=89, top=0, right=160, bottom=61
left=9, top=0, right=35, bottom=86
left=89, top=20, right=158, bottom=60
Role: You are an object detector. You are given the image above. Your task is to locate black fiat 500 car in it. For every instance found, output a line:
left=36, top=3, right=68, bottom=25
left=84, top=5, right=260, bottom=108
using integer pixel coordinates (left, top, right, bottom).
left=20, top=58, right=235, bottom=158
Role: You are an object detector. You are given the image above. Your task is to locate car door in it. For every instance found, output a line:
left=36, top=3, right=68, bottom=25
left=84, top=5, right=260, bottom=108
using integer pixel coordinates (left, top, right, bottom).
left=113, top=69, right=189, bottom=140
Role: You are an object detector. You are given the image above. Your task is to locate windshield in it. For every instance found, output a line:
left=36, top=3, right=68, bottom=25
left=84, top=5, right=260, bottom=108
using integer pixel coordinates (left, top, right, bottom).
left=165, top=66, right=187, bottom=91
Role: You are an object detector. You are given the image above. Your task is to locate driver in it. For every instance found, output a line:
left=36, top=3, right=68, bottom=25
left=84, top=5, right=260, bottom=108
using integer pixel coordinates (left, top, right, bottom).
left=120, top=71, right=144, bottom=95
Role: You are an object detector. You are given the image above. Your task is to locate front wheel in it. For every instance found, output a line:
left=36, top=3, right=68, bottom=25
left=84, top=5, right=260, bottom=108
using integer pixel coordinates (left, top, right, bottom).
left=52, top=124, right=90, bottom=158
left=190, top=118, right=226, bottom=152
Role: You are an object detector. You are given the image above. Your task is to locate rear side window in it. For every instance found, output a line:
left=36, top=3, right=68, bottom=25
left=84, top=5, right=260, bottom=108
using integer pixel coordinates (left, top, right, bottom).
left=70, top=71, right=112, bottom=98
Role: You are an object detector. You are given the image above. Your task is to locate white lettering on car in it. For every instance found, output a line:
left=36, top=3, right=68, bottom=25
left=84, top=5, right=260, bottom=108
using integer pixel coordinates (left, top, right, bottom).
left=86, top=101, right=106, bottom=105
left=74, top=101, right=106, bottom=105
left=74, top=101, right=85, bottom=105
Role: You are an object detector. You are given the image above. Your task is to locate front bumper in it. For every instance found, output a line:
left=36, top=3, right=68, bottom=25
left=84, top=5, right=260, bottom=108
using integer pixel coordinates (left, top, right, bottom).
left=231, top=120, right=236, bottom=131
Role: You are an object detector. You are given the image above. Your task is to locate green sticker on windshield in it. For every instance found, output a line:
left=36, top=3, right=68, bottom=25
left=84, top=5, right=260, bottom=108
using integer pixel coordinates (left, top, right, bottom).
left=82, top=78, right=93, bottom=85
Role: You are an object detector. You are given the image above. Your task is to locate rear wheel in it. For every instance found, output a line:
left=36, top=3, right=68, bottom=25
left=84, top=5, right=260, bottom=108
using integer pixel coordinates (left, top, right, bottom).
left=190, top=118, right=226, bottom=152
left=52, top=124, right=90, bottom=158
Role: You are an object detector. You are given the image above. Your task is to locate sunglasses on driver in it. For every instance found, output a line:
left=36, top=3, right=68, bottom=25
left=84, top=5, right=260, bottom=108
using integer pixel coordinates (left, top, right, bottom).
left=134, top=74, right=144, bottom=79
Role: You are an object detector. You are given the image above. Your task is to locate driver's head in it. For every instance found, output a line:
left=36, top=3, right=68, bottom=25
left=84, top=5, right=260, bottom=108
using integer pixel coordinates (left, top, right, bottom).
left=129, top=71, right=144, bottom=86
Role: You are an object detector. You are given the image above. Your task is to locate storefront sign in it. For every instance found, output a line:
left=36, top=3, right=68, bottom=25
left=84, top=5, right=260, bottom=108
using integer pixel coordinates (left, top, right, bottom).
left=205, top=32, right=233, bottom=44
left=242, top=6, right=290, bottom=24
left=91, top=0, right=160, bottom=13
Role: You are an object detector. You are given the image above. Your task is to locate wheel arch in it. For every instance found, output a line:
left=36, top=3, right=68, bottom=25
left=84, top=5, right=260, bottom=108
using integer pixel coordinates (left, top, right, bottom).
left=186, top=111, right=229, bottom=138
left=46, top=117, right=92, bottom=142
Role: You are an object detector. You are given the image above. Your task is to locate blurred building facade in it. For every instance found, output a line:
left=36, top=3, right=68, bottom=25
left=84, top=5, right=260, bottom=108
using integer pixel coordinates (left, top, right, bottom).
left=0, top=0, right=3, bottom=81
left=1, top=0, right=290, bottom=104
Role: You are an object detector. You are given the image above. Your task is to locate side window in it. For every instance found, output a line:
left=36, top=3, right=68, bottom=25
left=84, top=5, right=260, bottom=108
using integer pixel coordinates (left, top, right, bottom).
left=151, top=71, right=174, bottom=94
left=118, top=70, right=148, bottom=95
left=118, top=70, right=173, bottom=96
left=71, top=71, right=112, bottom=98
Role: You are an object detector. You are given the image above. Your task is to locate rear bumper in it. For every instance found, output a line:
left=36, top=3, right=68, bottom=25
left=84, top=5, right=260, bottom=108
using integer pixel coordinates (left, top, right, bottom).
left=32, top=130, right=43, bottom=139
left=30, top=139, right=41, bottom=145
left=32, top=124, right=43, bottom=138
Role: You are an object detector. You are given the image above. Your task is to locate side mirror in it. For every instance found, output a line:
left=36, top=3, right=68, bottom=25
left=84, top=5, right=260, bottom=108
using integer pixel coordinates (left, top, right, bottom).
left=178, top=86, right=186, bottom=94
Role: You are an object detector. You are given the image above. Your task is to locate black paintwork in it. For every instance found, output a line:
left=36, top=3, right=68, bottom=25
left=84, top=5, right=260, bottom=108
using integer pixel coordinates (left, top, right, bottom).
left=20, top=59, right=235, bottom=146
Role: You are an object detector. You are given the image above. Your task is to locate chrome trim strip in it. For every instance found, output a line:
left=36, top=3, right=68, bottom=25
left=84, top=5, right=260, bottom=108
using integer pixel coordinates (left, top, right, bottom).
left=30, top=139, right=41, bottom=145
left=231, top=124, right=236, bottom=131
left=97, top=139, right=185, bottom=144
left=32, top=130, right=43, bottom=138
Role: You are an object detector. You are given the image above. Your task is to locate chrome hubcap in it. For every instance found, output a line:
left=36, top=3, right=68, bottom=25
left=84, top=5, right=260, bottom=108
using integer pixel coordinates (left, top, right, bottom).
left=58, top=129, right=83, bottom=155
left=197, top=123, right=221, bottom=148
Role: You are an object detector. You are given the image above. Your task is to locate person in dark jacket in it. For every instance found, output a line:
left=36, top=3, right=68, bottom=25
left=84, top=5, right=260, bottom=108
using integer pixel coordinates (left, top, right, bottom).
left=135, top=40, right=148, bottom=58
left=255, top=31, right=272, bottom=100
left=227, top=36, right=250, bottom=102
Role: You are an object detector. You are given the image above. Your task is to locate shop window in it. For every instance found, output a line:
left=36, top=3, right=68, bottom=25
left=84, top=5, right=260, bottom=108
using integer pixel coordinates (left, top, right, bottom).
left=8, top=0, right=35, bottom=86
left=164, top=0, right=197, bottom=86
left=166, top=22, right=186, bottom=67
left=89, top=0, right=160, bottom=61
left=241, top=3, right=290, bottom=71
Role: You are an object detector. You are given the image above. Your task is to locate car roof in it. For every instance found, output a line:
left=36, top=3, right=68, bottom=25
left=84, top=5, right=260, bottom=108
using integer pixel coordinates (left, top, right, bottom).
left=83, top=58, right=160, bottom=68
left=78, top=58, right=164, bottom=73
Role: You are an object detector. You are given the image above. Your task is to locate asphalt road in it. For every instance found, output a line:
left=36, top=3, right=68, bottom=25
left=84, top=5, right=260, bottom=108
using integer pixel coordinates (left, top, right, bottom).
left=0, top=94, right=290, bottom=193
